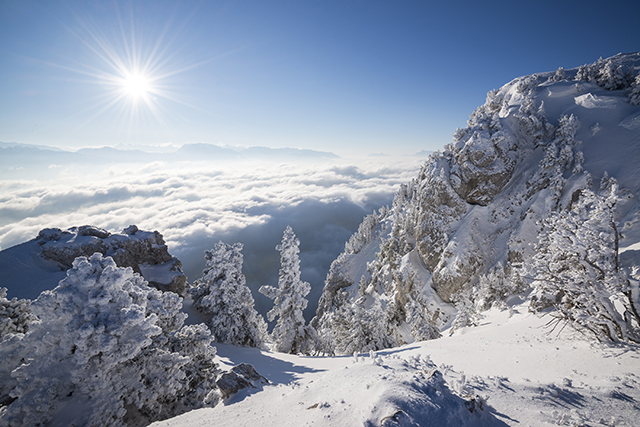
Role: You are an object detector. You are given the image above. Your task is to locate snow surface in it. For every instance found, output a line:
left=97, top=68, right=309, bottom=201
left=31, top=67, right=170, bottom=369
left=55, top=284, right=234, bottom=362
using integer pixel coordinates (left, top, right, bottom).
left=151, top=300, right=640, bottom=427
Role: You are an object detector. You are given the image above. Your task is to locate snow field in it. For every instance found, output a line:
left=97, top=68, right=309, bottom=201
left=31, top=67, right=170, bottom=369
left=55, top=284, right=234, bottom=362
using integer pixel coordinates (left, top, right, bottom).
left=153, top=301, right=640, bottom=427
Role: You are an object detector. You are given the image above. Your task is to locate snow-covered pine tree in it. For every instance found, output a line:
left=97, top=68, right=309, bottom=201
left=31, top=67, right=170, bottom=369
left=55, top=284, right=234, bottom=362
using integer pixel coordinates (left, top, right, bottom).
left=405, top=299, right=441, bottom=341
left=190, top=241, right=267, bottom=348
left=475, top=264, right=529, bottom=311
left=595, top=59, right=633, bottom=90
left=529, top=179, right=640, bottom=343
left=550, top=66, right=566, bottom=82
left=0, top=253, right=220, bottom=427
left=259, top=226, right=316, bottom=354
left=335, top=295, right=394, bottom=355
left=449, top=291, right=481, bottom=335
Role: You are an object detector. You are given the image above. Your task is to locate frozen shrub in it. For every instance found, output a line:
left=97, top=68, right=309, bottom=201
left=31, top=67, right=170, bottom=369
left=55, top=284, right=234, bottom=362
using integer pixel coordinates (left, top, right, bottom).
left=529, top=182, right=640, bottom=343
left=0, top=288, right=34, bottom=338
left=0, top=253, right=219, bottom=427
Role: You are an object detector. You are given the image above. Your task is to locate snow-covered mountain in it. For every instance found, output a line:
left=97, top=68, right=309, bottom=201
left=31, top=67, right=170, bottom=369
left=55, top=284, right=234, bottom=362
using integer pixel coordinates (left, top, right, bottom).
left=2, top=53, right=640, bottom=427
left=313, top=52, right=640, bottom=353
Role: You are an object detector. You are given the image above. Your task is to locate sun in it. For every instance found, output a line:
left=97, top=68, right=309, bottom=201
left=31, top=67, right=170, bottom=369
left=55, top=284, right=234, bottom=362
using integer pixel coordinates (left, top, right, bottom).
left=120, top=71, right=152, bottom=100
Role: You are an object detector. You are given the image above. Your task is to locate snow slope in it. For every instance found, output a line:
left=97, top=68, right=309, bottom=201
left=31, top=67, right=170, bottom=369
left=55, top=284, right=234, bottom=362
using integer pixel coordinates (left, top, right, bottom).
left=152, top=299, right=640, bottom=427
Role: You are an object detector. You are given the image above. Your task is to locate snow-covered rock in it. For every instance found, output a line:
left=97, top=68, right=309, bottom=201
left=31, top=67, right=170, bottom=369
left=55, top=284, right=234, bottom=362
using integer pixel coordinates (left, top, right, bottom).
left=1, top=224, right=187, bottom=297
left=216, top=363, right=269, bottom=399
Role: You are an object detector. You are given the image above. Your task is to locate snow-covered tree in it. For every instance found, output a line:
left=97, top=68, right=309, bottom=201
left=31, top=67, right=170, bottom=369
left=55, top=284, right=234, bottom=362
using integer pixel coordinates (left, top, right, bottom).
left=449, top=292, right=481, bottom=335
left=550, top=66, right=566, bottom=82
left=529, top=181, right=640, bottom=343
left=0, top=288, right=34, bottom=338
left=0, top=253, right=219, bottom=427
left=595, top=59, right=633, bottom=90
left=475, top=265, right=529, bottom=311
left=190, top=241, right=267, bottom=348
left=629, top=72, right=640, bottom=105
left=335, top=295, right=394, bottom=355
left=405, top=299, right=441, bottom=341
left=259, top=226, right=316, bottom=354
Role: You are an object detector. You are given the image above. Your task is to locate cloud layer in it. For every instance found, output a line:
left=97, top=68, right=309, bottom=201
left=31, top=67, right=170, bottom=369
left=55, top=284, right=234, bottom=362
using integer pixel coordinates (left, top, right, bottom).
left=0, top=156, right=423, bottom=320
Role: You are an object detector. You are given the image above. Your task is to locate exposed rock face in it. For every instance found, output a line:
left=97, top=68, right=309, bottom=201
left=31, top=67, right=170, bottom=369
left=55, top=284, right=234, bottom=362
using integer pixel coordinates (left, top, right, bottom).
left=215, top=363, right=269, bottom=399
left=449, top=128, right=517, bottom=206
left=36, top=225, right=186, bottom=294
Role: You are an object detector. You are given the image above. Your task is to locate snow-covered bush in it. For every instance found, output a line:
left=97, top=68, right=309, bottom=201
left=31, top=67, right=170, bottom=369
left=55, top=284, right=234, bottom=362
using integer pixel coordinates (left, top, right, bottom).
left=529, top=181, right=640, bottom=343
left=0, top=288, right=34, bottom=337
left=190, top=241, right=267, bottom=348
left=575, top=57, right=633, bottom=90
left=549, top=66, right=566, bottom=82
left=0, top=253, right=219, bottom=427
left=475, top=265, right=529, bottom=311
left=629, top=72, right=640, bottom=105
left=259, top=226, right=316, bottom=354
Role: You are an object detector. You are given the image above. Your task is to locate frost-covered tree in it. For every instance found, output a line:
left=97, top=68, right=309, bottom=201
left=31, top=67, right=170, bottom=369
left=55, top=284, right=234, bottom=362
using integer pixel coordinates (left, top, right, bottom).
left=0, top=254, right=219, bottom=427
left=330, top=294, right=395, bottom=355
left=550, top=66, right=566, bottom=82
left=629, top=72, right=640, bottom=105
left=595, top=59, right=633, bottom=90
left=259, top=226, right=316, bottom=354
left=405, top=299, right=441, bottom=341
left=449, top=292, right=481, bottom=335
left=475, top=265, right=529, bottom=311
left=575, top=57, right=633, bottom=90
left=529, top=180, right=640, bottom=343
left=0, top=288, right=34, bottom=338
left=190, top=241, right=267, bottom=348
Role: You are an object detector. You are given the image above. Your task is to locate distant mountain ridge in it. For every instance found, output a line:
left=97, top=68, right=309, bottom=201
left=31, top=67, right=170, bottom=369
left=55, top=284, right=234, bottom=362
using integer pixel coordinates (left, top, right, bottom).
left=0, top=142, right=339, bottom=161
left=0, top=142, right=341, bottom=180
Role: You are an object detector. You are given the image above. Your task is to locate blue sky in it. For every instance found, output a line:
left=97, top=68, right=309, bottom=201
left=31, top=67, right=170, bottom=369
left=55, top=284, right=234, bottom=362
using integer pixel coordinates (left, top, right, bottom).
left=1, top=0, right=638, bottom=157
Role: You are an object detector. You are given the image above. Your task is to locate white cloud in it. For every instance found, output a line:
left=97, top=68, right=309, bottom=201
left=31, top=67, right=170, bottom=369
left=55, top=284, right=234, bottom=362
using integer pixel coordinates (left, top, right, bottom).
left=0, top=156, right=423, bottom=319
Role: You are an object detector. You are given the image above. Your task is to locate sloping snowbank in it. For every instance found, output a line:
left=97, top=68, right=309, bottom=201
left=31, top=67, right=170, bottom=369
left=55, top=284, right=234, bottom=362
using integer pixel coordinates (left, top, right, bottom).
left=151, top=299, right=640, bottom=427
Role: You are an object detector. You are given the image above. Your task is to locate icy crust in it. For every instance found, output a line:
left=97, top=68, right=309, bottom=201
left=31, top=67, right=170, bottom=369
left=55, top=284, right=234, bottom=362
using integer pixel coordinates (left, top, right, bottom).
left=314, top=52, right=640, bottom=353
left=35, top=224, right=186, bottom=294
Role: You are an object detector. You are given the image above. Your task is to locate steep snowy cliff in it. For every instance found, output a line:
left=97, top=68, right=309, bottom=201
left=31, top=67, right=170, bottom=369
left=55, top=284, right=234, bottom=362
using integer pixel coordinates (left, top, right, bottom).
left=313, top=53, right=640, bottom=353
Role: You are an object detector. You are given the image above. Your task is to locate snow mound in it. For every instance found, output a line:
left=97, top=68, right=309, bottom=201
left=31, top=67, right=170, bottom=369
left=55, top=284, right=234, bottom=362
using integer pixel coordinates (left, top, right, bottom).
left=619, top=111, right=640, bottom=130
left=152, top=351, right=503, bottom=427
left=574, top=93, right=619, bottom=109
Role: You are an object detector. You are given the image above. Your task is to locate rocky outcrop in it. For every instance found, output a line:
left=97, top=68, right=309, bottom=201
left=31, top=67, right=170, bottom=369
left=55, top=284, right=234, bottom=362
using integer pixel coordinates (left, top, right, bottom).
left=36, top=225, right=186, bottom=294
left=215, top=363, right=269, bottom=399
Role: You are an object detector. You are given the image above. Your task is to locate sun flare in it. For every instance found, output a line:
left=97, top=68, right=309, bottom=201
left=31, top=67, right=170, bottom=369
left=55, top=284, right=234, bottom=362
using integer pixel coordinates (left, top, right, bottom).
left=121, top=72, right=151, bottom=100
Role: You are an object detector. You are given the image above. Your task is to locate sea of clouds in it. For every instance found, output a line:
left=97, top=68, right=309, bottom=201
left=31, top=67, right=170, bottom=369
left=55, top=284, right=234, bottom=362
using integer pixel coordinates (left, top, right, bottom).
left=0, top=155, right=424, bottom=319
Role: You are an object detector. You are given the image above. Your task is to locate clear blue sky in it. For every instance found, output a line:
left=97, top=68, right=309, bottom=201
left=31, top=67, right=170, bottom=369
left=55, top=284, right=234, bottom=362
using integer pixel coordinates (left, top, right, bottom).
left=1, top=0, right=638, bottom=157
